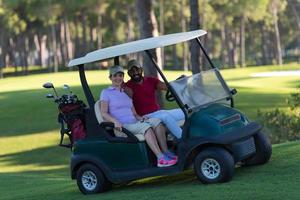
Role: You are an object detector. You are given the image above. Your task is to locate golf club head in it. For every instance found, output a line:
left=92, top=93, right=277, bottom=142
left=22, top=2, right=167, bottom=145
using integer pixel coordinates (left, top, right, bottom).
left=43, top=82, right=59, bottom=97
left=43, top=82, right=54, bottom=89
left=46, top=93, right=54, bottom=99
left=63, top=84, right=70, bottom=90
left=63, top=84, right=72, bottom=94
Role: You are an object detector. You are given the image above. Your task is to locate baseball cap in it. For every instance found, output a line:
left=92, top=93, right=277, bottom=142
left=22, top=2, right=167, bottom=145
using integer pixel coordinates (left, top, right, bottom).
left=127, top=59, right=142, bottom=71
left=109, top=65, right=124, bottom=76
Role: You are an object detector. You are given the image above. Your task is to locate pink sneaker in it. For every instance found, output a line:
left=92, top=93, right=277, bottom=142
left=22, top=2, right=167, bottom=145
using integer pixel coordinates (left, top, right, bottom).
left=165, top=152, right=178, bottom=161
left=167, top=154, right=178, bottom=161
left=157, top=156, right=177, bottom=167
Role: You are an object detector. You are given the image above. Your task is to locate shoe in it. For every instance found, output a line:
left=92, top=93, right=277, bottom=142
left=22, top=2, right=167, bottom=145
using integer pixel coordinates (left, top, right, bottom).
left=157, top=156, right=177, bottom=167
left=165, top=152, right=178, bottom=161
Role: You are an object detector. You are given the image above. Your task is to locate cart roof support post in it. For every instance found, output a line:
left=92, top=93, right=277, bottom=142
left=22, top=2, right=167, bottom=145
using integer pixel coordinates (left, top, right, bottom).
left=78, top=65, right=95, bottom=108
left=114, top=56, right=119, bottom=66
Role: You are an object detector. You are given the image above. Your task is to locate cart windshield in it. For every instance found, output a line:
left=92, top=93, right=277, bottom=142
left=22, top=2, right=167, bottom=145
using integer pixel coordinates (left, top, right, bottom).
left=169, top=69, right=231, bottom=111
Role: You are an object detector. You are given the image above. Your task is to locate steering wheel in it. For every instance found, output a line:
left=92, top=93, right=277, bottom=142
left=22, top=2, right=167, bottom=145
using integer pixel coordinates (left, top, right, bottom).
left=165, top=74, right=187, bottom=102
left=165, top=89, right=175, bottom=102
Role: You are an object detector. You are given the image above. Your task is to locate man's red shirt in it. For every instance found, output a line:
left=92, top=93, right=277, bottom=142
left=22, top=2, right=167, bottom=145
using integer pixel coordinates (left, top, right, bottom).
left=126, top=76, right=160, bottom=116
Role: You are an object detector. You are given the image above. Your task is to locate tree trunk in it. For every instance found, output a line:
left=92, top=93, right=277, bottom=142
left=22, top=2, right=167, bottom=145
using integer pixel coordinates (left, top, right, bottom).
left=271, top=1, right=283, bottom=65
left=81, top=14, right=88, bottom=55
left=126, top=4, right=135, bottom=42
left=233, top=30, right=238, bottom=67
left=96, top=15, right=103, bottom=49
left=0, top=66, right=3, bottom=79
left=239, top=15, right=246, bottom=67
left=59, top=22, right=66, bottom=66
left=159, top=0, right=165, bottom=68
left=74, top=18, right=81, bottom=58
left=260, top=22, right=269, bottom=65
left=34, top=33, right=42, bottom=67
left=40, top=35, right=47, bottom=68
left=225, top=24, right=235, bottom=68
left=135, top=0, right=162, bottom=76
left=199, top=0, right=208, bottom=70
left=181, top=0, right=189, bottom=71
left=64, top=15, right=73, bottom=62
left=8, top=37, right=17, bottom=73
left=220, top=21, right=228, bottom=66
left=172, top=45, right=180, bottom=69
left=51, top=24, right=59, bottom=72
left=89, top=25, right=95, bottom=51
left=289, top=1, right=300, bottom=63
left=16, top=33, right=29, bottom=75
left=23, top=34, right=29, bottom=75
left=0, top=30, right=6, bottom=79
left=189, top=0, right=200, bottom=74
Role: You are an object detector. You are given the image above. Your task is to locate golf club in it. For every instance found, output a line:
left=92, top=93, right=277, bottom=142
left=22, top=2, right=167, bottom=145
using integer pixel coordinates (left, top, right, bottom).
left=43, top=82, right=59, bottom=98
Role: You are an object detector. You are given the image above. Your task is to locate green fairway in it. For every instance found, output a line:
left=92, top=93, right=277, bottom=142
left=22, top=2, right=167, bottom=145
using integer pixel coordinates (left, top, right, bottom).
left=1, top=64, right=300, bottom=199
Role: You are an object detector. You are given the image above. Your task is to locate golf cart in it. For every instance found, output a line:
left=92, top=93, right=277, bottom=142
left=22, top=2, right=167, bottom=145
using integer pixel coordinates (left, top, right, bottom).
left=46, top=30, right=272, bottom=194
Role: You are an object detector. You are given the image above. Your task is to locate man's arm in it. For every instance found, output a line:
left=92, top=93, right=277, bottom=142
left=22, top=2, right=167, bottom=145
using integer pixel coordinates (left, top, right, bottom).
left=123, top=86, right=133, bottom=98
left=157, top=80, right=168, bottom=91
left=122, top=82, right=133, bottom=98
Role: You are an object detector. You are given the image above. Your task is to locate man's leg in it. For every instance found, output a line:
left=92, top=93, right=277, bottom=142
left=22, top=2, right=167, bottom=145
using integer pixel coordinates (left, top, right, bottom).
left=146, top=110, right=182, bottom=139
left=164, top=108, right=185, bottom=121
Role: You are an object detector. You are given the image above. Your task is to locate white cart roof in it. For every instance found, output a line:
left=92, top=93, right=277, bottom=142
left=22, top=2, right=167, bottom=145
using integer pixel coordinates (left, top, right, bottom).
left=68, top=29, right=207, bottom=67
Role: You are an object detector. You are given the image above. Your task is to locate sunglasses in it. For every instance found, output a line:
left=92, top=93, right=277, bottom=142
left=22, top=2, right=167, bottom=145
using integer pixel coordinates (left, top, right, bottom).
left=128, top=67, right=142, bottom=74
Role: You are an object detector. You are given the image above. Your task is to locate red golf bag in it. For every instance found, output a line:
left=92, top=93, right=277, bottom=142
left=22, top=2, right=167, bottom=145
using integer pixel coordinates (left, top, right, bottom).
left=58, top=101, right=86, bottom=148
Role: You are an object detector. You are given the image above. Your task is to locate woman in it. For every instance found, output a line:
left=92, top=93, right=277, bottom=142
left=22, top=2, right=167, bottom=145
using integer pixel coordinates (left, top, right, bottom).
left=100, top=65, right=177, bottom=167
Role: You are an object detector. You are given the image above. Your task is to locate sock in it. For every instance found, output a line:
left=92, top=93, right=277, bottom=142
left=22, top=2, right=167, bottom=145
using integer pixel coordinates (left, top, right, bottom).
left=157, top=153, right=172, bottom=161
left=157, top=153, right=164, bottom=159
left=165, top=150, right=176, bottom=157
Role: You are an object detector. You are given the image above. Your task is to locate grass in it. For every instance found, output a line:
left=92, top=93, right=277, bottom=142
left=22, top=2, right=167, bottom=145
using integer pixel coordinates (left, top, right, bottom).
left=1, top=63, right=300, bottom=200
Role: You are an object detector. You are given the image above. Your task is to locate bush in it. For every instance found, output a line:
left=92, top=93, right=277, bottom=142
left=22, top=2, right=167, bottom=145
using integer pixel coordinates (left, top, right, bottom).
left=257, top=90, right=300, bottom=144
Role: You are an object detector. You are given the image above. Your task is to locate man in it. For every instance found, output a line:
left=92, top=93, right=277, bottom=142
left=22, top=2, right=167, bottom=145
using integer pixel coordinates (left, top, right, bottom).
left=125, top=59, right=184, bottom=139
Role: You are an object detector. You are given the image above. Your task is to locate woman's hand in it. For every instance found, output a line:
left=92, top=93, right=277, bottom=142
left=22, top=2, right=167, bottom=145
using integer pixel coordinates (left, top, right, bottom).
left=113, top=121, right=123, bottom=131
left=136, top=115, right=149, bottom=122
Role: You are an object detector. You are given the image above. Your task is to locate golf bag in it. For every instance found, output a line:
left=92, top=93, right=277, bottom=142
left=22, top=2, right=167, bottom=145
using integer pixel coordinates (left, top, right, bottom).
left=58, top=101, right=86, bottom=148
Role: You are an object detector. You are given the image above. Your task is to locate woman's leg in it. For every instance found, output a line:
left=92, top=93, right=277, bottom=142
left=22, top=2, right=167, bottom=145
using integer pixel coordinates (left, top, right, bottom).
left=154, top=123, right=168, bottom=153
left=144, top=128, right=162, bottom=157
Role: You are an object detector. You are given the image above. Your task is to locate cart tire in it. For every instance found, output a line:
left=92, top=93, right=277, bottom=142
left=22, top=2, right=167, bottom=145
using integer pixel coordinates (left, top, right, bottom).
left=76, top=163, right=111, bottom=194
left=194, top=147, right=234, bottom=184
left=243, top=132, right=272, bottom=166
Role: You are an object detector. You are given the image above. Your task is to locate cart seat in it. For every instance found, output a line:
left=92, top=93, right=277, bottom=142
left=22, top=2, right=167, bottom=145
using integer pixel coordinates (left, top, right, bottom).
left=94, top=100, right=145, bottom=141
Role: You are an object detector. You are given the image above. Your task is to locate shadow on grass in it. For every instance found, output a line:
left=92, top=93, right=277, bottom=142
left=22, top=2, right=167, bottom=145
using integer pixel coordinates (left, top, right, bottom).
left=0, top=145, right=70, bottom=167
left=0, top=84, right=109, bottom=138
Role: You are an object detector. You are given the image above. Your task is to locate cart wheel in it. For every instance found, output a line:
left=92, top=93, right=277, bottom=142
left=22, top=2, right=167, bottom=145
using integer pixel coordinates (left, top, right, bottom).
left=76, top=163, right=111, bottom=194
left=243, top=132, right=272, bottom=166
left=194, top=147, right=234, bottom=184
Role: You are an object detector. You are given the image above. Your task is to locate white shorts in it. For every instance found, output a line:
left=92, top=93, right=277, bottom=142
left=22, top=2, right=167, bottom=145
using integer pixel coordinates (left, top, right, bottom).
left=123, top=118, right=161, bottom=136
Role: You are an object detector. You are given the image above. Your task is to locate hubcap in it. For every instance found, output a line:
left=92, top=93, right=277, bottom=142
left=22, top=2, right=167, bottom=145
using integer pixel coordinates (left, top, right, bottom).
left=201, top=158, right=221, bottom=179
left=81, top=170, right=98, bottom=191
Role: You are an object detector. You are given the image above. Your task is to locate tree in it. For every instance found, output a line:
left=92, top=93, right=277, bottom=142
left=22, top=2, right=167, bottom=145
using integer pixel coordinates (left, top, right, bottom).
left=0, top=0, right=6, bottom=78
left=135, top=0, right=161, bottom=76
left=269, top=0, right=287, bottom=65
left=233, top=0, right=269, bottom=67
left=287, top=0, right=300, bottom=63
left=189, top=0, right=201, bottom=74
